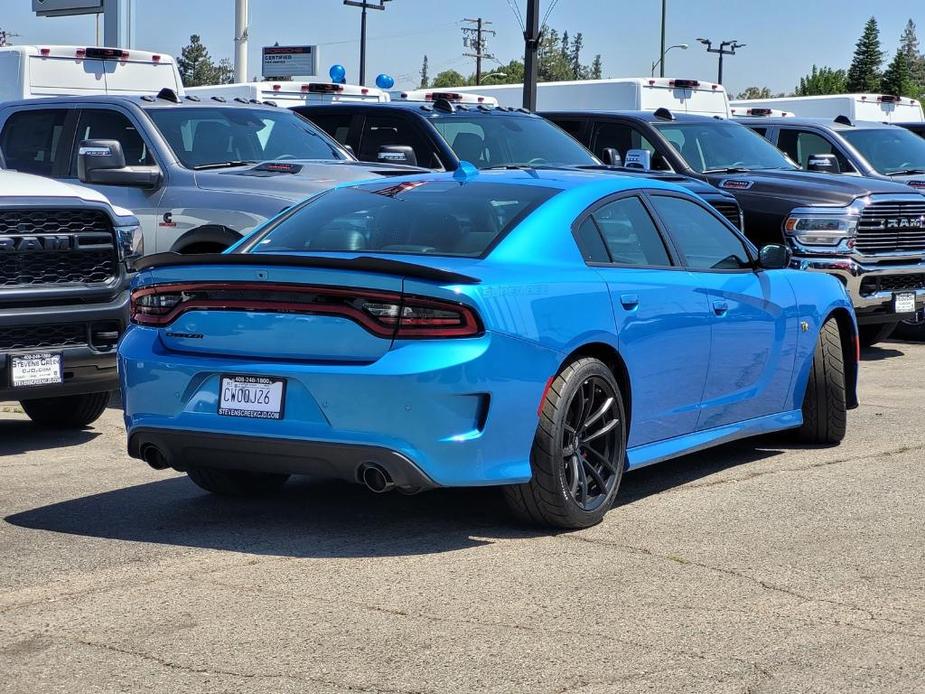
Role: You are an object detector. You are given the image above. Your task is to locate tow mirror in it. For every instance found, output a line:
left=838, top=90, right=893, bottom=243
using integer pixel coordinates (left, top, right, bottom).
left=624, top=148, right=652, bottom=171
left=758, top=243, right=792, bottom=270
left=377, top=145, right=418, bottom=166
left=806, top=153, right=841, bottom=174
left=601, top=147, right=622, bottom=167
left=78, top=139, right=162, bottom=188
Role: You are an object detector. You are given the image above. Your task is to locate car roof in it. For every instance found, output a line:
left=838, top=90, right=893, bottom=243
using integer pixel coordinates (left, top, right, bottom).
left=541, top=110, right=729, bottom=123
left=0, top=94, right=283, bottom=111
left=736, top=116, right=901, bottom=130
left=295, top=101, right=542, bottom=118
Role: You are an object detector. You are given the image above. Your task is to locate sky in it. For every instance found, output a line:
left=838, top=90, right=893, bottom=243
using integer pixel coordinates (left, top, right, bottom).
left=2, top=1, right=923, bottom=97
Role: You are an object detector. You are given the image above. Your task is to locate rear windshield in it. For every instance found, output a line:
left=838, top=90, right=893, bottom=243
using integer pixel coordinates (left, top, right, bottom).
left=431, top=114, right=598, bottom=169
left=246, top=180, right=558, bottom=257
left=146, top=107, right=347, bottom=169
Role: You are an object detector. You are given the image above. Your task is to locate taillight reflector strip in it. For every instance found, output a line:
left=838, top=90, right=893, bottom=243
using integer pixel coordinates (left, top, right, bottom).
left=130, top=282, right=483, bottom=339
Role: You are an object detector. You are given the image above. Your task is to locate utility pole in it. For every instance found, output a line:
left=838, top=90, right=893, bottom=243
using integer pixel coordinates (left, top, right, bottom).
left=522, top=0, right=541, bottom=110
left=344, top=0, right=392, bottom=85
left=234, top=0, right=248, bottom=84
left=462, top=18, right=495, bottom=85
left=697, top=38, right=745, bottom=85
left=659, top=0, right=667, bottom=77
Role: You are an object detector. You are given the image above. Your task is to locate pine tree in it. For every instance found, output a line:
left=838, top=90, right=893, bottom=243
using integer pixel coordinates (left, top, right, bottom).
left=419, top=55, right=429, bottom=89
left=900, top=19, right=925, bottom=93
left=881, top=49, right=914, bottom=96
left=570, top=32, right=584, bottom=79
left=796, top=65, right=848, bottom=96
left=176, top=35, right=228, bottom=87
left=846, top=17, right=884, bottom=92
left=590, top=55, right=603, bottom=80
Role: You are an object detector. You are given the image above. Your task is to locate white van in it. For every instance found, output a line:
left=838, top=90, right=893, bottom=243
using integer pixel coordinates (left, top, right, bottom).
left=0, top=45, right=183, bottom=101
left=729, top=106, right=794, bottom=118
left=452, top=78, right=730, bottom=117
left=730, top=94, right=925, bottom=123
left=187, top=81, right=389, bottom=105
left=390, top=88, right=499, bottom=107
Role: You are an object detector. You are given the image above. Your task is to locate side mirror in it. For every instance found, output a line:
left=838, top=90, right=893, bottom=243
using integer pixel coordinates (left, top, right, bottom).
left=624, top=148, right=652, bottom=171
left=601, top=147, right=622, bottom=167
left=806, top=153, right=841, bottom=174
left=758, top=243, right=792, bottom=270
left=78, top=139, right=162, bottom=188
left=377, top=145, right=417, bottom=167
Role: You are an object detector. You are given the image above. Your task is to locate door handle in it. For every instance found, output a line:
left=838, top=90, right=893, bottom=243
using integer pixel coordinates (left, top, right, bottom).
left=620, top=293, right=639, bottom=310
left=712, top=300, right=729, bottom=316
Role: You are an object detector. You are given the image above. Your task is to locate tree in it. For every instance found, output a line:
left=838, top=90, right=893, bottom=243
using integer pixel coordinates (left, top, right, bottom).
left=736, top=86, right=772, bottom=100
left=882, top=49, right=915, bottom=97
left=899, top=19, right=925, bottom=96
left=590, top=54, right=603, bottom=80
left=846, top=17, right=884, bottom=92
left=535, top=27, right=600, bottom=82
left=570, top=32, right=585, bottom=79
left=419, top=55, right=429, bottom=89
left=431, top=69, right=467, bottom=88
left=176, top=35, right=232, bottom=87
left=0, top=28, right=14, bottom=46
left=796, top=65, right=848, bottom=96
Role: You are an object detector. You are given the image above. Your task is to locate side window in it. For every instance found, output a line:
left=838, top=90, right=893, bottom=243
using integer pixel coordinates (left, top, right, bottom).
left=358, top=115, right=435, bottom=168
left=0, top=109, right=69, bottom=177
left=591, top=121, right=671, bottom=170
left=590, top=196, right=672, bottom=266
left=777, top=129, right=852, bottom=172
left=650, top=195, right=751, bottom=270
left=749, top=127, right=768, bottom=138
left=73, top=109, right=153, bottom=169
left=554, top=119, right=586, bottom=141
left=573, top=216, right=610, bottom=263
left=303, top=112, right=352, bottom=145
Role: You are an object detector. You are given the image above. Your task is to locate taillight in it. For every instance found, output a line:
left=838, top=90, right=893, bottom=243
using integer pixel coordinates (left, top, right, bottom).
left=130, top=283, right=482, bottom=339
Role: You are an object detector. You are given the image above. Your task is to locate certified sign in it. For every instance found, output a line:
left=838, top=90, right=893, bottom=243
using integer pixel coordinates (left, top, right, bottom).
left=10, top=352, right=63, bottom=387
left=262, top=45, right=317, bottom=78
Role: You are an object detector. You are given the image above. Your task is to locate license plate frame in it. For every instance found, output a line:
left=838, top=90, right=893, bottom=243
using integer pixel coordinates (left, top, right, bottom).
left=9, top=352, right=63, bottom=388
left=218, top=374, right=286, bottom=420
left=894, top=292, right=916, bottom=314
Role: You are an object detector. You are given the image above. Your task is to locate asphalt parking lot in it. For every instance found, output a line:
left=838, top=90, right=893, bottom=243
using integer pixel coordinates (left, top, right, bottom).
left=1, top=341, right=923, bottom=694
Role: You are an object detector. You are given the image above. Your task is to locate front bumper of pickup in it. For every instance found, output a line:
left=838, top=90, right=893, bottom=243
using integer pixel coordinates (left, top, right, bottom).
left=794, top=255, right=925, bottom=325
left=0, top=289, right=129, bottom=401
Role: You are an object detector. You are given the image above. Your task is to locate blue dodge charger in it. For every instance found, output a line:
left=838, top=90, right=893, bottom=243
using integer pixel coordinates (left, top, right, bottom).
left=120, top=168, right=859, bottom=528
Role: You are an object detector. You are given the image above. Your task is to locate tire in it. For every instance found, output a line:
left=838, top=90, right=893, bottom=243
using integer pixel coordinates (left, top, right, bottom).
left=186, top=467, right=289, bottom=496
left=893, top=319, right=925, bottom=342
left=504, top=357, right=627, bottom=529
left=797, top=319, right=847, bottom=445
left=858, top=321, right=898, bottom=348
left=20, top=391, right=111, bottom=429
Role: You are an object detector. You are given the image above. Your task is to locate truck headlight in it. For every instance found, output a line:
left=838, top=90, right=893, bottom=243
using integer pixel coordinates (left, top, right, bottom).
left=115, top=225, right=144, bottom=269
left=784, top=211, right=858, bottom=246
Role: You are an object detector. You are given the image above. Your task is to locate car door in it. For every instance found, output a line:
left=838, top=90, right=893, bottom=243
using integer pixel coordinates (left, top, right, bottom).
left=775, top=128, right=856, bottom=173
left=647, top=193, right=799, bottom=430
left=574, top=193, right=713, bottom=447
left=64, top=108, right=164, bottom=245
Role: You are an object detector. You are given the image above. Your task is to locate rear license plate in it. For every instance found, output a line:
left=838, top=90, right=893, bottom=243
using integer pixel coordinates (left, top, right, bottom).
left=218, top=375, right=286, bottom=420
left=894, top=292, right=916, bottom=314
left=10, top=352, right=63, bottom=387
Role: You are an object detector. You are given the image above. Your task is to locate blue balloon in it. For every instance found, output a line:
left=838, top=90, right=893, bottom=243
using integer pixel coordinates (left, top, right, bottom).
left=375, top=73, right=395, bottom=90
left=329, top=64, right=347, bottom=83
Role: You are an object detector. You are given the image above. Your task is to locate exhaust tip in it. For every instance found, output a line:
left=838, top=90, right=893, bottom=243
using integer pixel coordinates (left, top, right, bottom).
left=141, top=444, right=170, bottom=470
left=359, top=463, right=395, bottom=494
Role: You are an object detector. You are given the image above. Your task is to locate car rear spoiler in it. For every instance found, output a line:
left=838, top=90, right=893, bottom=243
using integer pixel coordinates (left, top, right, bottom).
left=134, top=252, right=481, bottom=285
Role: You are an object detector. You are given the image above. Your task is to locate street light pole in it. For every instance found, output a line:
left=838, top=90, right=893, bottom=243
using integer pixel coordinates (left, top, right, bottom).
left=659, top=0, right=667, bottom=77
left=696, top=38, right=745, bottom=85
left=651, top=43, right=688, bottom=77
left=522, top=0, right=541, bottom=110
left=343, top=0, right=392, bottom=85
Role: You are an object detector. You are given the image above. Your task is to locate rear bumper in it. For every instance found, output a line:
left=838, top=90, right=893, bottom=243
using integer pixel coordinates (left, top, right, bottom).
left=0, top=290, right=128, bottom=401
left=119, top=325, right=562, bottom=487
left=128, top=428, right=437, bottom=490
left=794, top=255, right=925, bottom=324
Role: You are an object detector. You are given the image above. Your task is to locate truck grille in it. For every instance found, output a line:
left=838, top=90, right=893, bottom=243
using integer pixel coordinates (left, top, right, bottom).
left=0, top=209, right=117, bottom=287
left=856, top=200, right=925, bottom=254
left=0, top=324, right=87, bottom=351
left=860, top=274, right=925, bottom=295
left=709, top=201, right=743, bottom=230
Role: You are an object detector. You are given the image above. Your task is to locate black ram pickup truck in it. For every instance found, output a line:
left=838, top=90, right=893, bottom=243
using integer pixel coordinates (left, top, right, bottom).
left=0, top=168, right=141, bottom=428
left=546, top=109, right=925, bottom=346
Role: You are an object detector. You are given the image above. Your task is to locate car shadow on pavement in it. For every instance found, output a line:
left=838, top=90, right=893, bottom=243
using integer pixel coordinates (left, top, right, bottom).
left=6, top=438, right=789, bottom=558
left=861, top=344, right=905, bottom=361
left=0, top=419, right=101, bottom=455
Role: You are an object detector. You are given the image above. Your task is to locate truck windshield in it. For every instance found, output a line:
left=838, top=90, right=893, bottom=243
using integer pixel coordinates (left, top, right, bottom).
left=146, top=107, right=349, bottom=169
left=654, top=120, right=796, bottom=173
left=841, top=128, right=925, bottom=175
left=430, top=115, right=598, bottom=169
left=247, top=180, right=558, bottom=258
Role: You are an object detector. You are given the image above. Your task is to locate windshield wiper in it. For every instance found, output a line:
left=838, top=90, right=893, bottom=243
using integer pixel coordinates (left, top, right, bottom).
left=702, top=166, right=752, bottom=174
left=191, top=160, right=257, bottom=171
left=886, top=168, right=925, bottom=176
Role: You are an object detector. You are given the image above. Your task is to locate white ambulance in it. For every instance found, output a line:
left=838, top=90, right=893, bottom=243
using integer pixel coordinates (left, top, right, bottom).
left=187, top=81, right=390, bottom=106
left=0, top=45, right=183, bottom=101
left=730, top=94, right=925, bottom=123
left=452, top=77, right=730, bottom=117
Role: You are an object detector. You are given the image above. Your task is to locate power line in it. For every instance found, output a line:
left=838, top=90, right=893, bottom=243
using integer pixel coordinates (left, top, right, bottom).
left=505, top=0, right=525, bottom=31
left=540, top=0, right=561, bottom=31
left=462, top=18, right=496, bottom=85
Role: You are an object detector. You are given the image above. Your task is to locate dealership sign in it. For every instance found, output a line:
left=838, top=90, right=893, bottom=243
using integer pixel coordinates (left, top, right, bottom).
left=262, top=45, right=318, bottom=78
